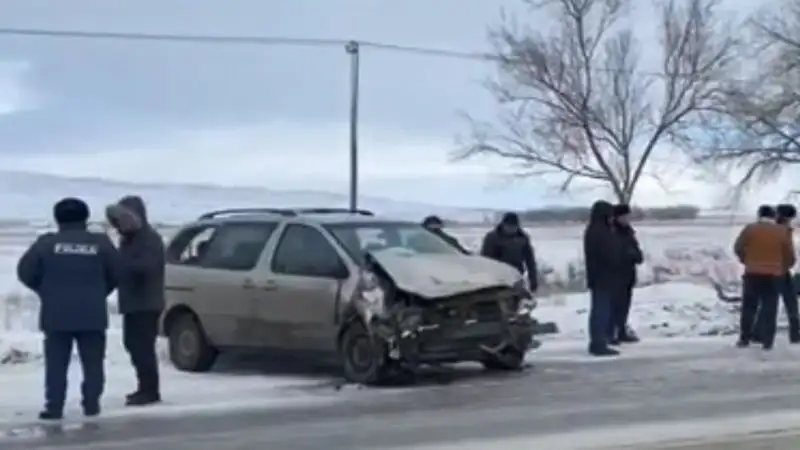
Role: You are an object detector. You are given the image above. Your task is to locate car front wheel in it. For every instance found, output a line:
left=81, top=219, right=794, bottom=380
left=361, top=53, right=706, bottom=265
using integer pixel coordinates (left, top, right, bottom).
left=339, top=320, right=391, bottom=385
left=168, top=313, right=218, bottom=372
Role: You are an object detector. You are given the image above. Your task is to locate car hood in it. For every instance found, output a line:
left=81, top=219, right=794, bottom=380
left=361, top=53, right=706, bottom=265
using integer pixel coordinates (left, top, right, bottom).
left=367, top=248, right=522, bottom=299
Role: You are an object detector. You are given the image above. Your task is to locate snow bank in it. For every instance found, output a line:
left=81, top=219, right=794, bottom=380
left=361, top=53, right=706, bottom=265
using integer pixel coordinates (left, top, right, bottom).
left=535, top=282, right=740, bottom=339
left=0, top=222, right=747, bottom=366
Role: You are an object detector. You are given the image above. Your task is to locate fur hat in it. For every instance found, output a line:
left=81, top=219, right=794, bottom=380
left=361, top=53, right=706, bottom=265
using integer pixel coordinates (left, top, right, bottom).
left=500, top=212, right=520, bottom=226
left=777, top=204, right=797, bottom=219
left=758, top=204, right=777, bottom=219
left=53, top=197, right=90, bottom=225
left=422, top=215, right=444, bottom=227
left=613, top=204, right=631, bottom=216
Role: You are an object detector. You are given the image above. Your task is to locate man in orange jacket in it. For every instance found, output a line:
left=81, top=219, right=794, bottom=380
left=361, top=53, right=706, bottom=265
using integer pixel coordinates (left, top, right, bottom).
left=734, top=205, right=796, bottom=350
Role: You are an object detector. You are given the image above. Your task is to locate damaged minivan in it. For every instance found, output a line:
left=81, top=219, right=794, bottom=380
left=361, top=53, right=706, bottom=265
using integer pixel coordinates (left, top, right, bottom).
left=161, top=208, right=540, bottom=384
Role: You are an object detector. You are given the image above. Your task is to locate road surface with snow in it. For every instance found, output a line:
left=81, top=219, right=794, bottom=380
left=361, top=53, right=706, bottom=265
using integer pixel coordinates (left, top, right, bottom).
left=2, top=338, right=800, bottom=449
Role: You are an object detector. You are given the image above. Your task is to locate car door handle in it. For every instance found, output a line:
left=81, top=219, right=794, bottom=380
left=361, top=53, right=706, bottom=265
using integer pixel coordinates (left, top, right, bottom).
left=243, top=279, right=278, bottom=291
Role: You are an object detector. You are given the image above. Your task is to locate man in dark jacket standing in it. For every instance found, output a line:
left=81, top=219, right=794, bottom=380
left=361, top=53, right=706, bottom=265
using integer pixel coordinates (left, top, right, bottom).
left=422, top=215, right=469, bottom=253
left=610, top=204, right=644, bottom=345
left=480, top=212, right=538, bottom=293
left=17, top=198, right=120, bottom=420
left=584, top=200, right=626, bottom=356
left=106, top=195, right=166, bottom=406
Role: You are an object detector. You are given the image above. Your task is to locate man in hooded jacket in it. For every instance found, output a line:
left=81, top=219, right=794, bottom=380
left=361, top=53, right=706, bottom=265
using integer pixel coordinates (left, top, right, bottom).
left=106, top=195, right=166, bottom=406
left=609, top=204, right=644, bottom=344
left=422, top=215, right=469, bottom=254
left=17, top=198, right=120, bottom=419
left=584, top=200, right=626, bottom=356
left=480, top=212, right=538, bottom=292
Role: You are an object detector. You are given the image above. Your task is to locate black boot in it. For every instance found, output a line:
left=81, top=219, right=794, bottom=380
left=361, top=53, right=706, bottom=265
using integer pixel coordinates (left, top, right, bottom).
left=82, top=401, right=101, bottom=418
left=38, top=409, right=63, bottom=421
left=589, top=345, right=620, bottom=357
left=789, top=319, right=800, bottom=343
left=619, top=327, right=640, bottom=344
left=736, top=338, right=750, bottom=348
left=126, top=391, right=161, bottom=407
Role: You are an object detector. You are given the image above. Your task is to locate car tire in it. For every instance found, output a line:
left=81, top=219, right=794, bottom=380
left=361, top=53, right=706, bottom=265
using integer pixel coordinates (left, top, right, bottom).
left=168, top=313, right=218, bottom=372
left=339, top=320, right=390, bottom=385
left=481, top=348, right=525, bottom=371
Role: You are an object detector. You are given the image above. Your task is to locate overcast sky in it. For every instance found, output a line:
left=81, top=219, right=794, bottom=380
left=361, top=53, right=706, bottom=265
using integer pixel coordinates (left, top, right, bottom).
left=0, top=0, right=784, bottom=209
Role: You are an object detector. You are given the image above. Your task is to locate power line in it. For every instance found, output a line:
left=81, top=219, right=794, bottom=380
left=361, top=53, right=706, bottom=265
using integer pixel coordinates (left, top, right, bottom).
left=0, top=27, right=349, bottom=48
left=0, top=27, right=493, bottom=60
left=0, top=26, right=753, bottom=81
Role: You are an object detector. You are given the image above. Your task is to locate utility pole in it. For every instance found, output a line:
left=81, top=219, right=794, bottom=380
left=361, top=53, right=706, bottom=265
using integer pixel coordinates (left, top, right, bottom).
left=345, top=40, right=360, bottom=212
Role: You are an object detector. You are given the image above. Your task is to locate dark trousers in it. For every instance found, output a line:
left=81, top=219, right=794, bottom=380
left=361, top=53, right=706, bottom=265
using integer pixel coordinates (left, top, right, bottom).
left=783, top=274, right=800, bottom=335
left=589, top=288, right=613, bottom=349
left=609, top=284, right=634, bottom=340
left=754, top=273, right=800, bottom=339
left=123, top=312, right=161, bottom=395
left=740, top=274, right=780, bottom=347
left=43, top=331, right=106, bottom=412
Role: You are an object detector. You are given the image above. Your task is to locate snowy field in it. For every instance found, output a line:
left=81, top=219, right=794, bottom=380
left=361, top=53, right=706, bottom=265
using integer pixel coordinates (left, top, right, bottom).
left=0, top=221, right=755, bottom=424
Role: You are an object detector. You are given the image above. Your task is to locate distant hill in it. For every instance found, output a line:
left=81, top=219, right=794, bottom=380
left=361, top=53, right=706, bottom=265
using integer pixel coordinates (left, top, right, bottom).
left=0, top=170, right=496, bottom=224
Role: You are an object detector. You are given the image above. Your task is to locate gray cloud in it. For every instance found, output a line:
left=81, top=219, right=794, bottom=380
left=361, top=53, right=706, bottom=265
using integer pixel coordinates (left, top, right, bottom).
left=0, top=0, right=506, bottom=154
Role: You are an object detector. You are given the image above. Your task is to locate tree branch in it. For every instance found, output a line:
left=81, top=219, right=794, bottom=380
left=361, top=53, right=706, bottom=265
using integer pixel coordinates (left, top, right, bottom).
left=455, top=0, right=739, bottom=203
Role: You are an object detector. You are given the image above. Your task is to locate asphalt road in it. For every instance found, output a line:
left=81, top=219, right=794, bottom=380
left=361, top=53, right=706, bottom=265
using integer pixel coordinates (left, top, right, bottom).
left=3, top=340, right=800, bottom=450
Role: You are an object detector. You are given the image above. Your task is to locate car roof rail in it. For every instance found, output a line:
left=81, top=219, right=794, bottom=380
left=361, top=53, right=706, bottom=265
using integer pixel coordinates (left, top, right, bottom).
left=294, top=208, right=374, bottom=216
left=198, top=208, right=297, bottom=220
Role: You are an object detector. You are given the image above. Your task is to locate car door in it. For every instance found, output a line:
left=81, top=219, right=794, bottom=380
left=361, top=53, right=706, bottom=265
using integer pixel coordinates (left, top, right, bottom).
left=256, top=223, right=350, bottom=352
left=185, top=221, right=279, bottom=348
left=165, top=225, right=233, bottom=344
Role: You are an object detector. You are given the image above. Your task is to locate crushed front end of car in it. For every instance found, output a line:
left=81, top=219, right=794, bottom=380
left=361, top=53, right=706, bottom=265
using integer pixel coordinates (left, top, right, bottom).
left=352, top=251, right=539, bottom=371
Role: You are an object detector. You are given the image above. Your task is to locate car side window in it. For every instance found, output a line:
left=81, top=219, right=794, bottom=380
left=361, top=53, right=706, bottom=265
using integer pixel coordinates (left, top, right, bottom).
left=166, top=225, right=219, bottom=265
left=200, top=222, right=278, bottom=271
left=271, top=224, right=346, bottom=277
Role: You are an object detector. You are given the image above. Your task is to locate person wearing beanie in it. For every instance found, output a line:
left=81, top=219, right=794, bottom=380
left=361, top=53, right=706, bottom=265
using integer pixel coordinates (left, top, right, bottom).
left=609, top=204, right=644, bottom=345
left=421, top=215, right=468, bottom=254
left=106, top=195, right=166, bottom=407
left=754, top=203, right=800, bottom=343
left=16, top=197, right=121, bottom=420
left=733, top=204, right=794, bottom=350
left=480, top=212, right=538, bottom=293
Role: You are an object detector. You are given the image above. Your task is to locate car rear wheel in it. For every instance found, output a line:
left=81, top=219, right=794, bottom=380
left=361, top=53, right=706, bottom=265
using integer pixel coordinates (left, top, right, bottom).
left=339, top=320, right=391, bottom=385
left=481, top=348, right=525, bottom=371
left=168, top=313, right=218, bottom=372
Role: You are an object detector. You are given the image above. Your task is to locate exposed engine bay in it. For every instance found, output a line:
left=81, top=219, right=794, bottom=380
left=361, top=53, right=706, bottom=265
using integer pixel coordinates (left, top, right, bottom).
left=354, top=252, right=537, bottom=369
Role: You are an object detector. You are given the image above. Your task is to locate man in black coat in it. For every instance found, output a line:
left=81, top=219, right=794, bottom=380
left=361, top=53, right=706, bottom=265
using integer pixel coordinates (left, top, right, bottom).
left=17, top=198, right=121, bottom=420
left=480, top=212, right=538, bottom=292
left=610, top=204, right=644, bottom=344
left=106, top=195, right=166, bottom=406
left=584, top=200, right=627, bottom=356
left=422, top=215, right=469, bottom=253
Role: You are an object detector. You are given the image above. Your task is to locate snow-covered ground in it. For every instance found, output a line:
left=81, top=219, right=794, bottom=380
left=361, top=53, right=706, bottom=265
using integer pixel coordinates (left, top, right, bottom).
left=0, top=218, right=753, bottom=424
left=537, top=282, right=739, bottom=340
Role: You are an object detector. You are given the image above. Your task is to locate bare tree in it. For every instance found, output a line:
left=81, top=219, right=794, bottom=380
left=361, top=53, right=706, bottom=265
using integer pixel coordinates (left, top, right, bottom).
left=455, top=0, right=738, bottom=203
left=694, top=1, right=800, bottom=192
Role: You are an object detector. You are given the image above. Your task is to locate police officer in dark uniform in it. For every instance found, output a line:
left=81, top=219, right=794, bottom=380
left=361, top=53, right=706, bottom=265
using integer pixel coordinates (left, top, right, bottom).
left=16, top=198, right=121, bottom=420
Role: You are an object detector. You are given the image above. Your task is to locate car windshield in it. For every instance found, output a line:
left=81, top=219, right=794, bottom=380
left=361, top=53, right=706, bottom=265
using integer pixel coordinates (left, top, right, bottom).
left=324, top=222, right=461, bottom=262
